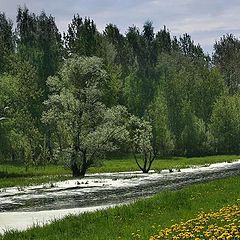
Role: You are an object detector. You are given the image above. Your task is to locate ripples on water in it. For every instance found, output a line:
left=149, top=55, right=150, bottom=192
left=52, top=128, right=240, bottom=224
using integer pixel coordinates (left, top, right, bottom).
left=1, top=161, right=240, bottom=212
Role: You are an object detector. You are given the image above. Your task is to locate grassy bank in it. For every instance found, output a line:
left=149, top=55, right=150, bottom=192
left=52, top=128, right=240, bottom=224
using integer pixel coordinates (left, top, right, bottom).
left=93, top=154, right=240, bottom=173
left=0, top=164, right=70, bottom=188
left=1, top=174, right=240, bottom=239
left=0, top=154, right=239, bottom=188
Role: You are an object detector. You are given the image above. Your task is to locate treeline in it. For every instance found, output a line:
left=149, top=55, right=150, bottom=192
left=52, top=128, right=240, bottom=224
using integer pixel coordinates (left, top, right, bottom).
left=1, top=6, right=240, bottom=168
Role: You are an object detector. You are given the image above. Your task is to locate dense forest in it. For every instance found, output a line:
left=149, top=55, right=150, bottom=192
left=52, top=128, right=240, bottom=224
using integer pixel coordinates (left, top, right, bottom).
left=1, top=6, right=240, bottom=176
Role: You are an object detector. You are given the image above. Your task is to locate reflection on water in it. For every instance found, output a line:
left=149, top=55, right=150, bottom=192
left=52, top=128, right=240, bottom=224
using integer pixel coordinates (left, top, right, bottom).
left=1, top=161, right=240, bottom=213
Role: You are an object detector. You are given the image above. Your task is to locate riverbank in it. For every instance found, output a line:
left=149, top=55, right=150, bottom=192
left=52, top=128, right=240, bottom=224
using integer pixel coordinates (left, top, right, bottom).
left=1, top=173, right=240, bottom=239
left=0, top=155, right=239, bottom=188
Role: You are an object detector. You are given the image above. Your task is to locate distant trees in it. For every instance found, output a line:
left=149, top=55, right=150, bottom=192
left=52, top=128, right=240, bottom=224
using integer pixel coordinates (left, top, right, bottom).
left=213, top=34, right=240, bottom=95
left=64, top=15, right=99, bottom=57
left=0, top=62, right=43, bottom=168
left=155, top=26, right=172, bottom=54
left=1, top=6, right=240, bottom=174
left=179, top=33, right=206, bottom=61
left=148, top=91, right=175, bottom=157
left=0, top=12, right=13, bottom=74
left=16, top=7, right=63, bottom=99
left=210, top=94, right=240, bottom=154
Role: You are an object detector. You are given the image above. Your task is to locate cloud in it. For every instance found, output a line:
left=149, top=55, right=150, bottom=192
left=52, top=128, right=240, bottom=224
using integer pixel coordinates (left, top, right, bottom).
left=1, top=0, right=240, bottom=53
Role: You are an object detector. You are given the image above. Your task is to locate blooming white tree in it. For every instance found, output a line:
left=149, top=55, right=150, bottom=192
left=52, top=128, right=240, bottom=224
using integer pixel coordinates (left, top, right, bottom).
left=129, top=116, right=157, bottom=173
left=42, top=56, right=129, bottom=177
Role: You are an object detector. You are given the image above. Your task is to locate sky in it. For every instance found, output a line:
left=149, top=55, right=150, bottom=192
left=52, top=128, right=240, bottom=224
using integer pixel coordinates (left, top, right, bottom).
left=1, top=0, right=240, bottom=54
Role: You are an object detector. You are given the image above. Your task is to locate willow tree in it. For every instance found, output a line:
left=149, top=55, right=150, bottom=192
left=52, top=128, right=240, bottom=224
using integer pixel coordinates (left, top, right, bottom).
left=42, top=56, right=129, bottom=177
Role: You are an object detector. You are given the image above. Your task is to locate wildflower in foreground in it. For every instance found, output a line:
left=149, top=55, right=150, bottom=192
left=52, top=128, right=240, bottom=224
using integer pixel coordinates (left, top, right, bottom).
left=149, top=205, right=240, bottom=239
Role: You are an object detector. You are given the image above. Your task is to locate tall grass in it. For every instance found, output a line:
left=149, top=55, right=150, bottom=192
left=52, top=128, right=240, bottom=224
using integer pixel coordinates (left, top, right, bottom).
left=1, top=174, right=240, bottom=239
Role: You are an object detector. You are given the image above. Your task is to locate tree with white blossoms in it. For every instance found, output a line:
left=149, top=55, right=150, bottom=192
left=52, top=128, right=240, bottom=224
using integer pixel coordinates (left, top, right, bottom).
left=129, top=116, right=157, bottom=173
left=42, top=56, right=129, bottom=177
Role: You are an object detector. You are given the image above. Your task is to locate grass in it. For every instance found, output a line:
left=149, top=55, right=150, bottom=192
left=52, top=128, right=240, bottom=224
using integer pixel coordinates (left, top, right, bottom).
left=0, top=154, right=239, bottom=188
left=92, top=154, right=240, bottom=173
left=1, top=173, right=240, bottom=239
left=0, top=164, right=71, bottom=188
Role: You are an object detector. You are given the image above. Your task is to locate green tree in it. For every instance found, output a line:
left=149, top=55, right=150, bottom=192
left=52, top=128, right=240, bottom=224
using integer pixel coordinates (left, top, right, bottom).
left=156, top=53, right=192, bottom=153
left=210, top=94, right=240, bottom=154
left=0, top=12, right=14, bottom=74
left=155, top=26, right=172, bottom=55
left=0, top=76, right=14, bottom=159
left=16, top=7, right=63, bottom=98
left=103, top=24, right=131, bottom=74
left=96, top=38, right=123, bottom=107
left=156, top=52, right=224, bottom=155
left=129, top=116, right=156, bottom=173
left=16, top=7, right=63, bottom=159
left=64, top=15, right=99, bottom=57
left=179, top=33, right=206, bottom=61
left=0, top=62, right=43, bottom=168
left=180, top=102, right=209, bottom=156
left=125, top=22, right=157, bottom=116
left=42, top=56, right=129, bottom=177
left=148, top=90, right=175, bottom=157
left=193, top=68, right=226, bottom=123
left=103, top=23, right=134, bottom=104
left=213, top=34, right=240, bottom=94
left=124, top=67, right=144, bottom=116
left=16, top=6, right=38, bottom=62
left=36, top=11, right=63, bottom=95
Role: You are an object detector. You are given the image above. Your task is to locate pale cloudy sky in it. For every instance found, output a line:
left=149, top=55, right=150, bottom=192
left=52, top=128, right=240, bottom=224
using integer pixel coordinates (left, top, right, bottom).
left=1, top=0, right=240, bottom=53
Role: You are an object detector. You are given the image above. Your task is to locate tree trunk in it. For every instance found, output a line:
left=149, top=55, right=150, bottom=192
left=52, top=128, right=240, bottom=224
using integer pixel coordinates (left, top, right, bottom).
left=79, top=161, right=88, bottom=177
left=46, top=129, right=53, bottom=159
left=71, top=161, right=89, bottom=178
left=134, top=153, right=155, bottom=173
left=71, top=150, right=88, bottom=178
left=142, top=168, right=149, bottom=173
left=71, top=162, right=81, bottom=177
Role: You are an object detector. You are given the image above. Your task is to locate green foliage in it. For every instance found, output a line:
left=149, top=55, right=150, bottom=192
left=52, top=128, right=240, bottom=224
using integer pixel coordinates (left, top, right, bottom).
left=178, top=33, right=206, bottom=61
left=0, top=62, right=44, bottom=167
left=210, top=94, right=240, bottom=154
left=156, top=53, right=225, bottom=155
left=180, top=102, right=209, bottom=156
left=213, top=34, right=240, bottom=94
left=0, top=12, right=13, bottom=74
left=103, top=24, right=132, bottom=74
left=193, top=68, right=226, bottom=123
left=155, top=26, right=172, bottom=54
left=64, top=15, right=99, bottom=57
left=0, top=7, right=239, bottom=167
left=16, top=6, right=63, bottom=99
left=124, top=69, right=144, bottom=115
left=43, top=56, right=129, bottom=176
left=148, top=91, right=175, bottom=156
left=128, top=116, right=155, bottom=173
left=96, top=39, right=122, bottom=106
